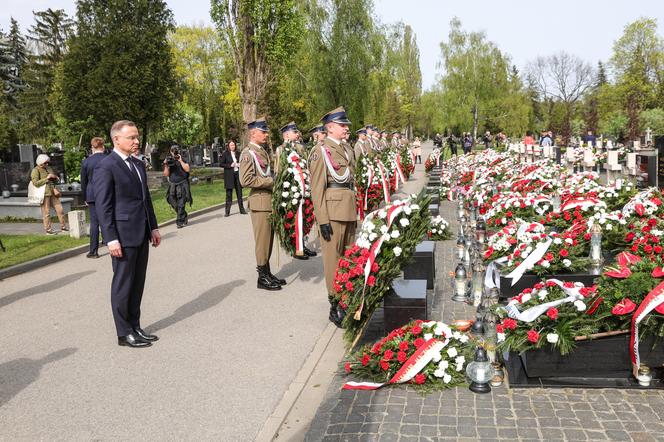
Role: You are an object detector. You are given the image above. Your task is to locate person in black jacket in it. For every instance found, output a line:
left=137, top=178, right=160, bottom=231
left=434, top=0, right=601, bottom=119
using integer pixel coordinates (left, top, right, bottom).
left=80, top=136, right=107, bottom=258
left=220, top=140, right=246, bottom=217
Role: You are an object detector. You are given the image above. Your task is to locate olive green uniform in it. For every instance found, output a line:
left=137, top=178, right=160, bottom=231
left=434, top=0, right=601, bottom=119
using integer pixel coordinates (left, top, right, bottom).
left=240, top=143, right=274, bottom=266
left=308, top=137, right=357, bottom=295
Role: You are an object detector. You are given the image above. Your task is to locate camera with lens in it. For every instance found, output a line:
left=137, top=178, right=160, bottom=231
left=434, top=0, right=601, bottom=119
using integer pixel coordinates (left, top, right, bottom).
left=165, top=146, right=180, bottom=168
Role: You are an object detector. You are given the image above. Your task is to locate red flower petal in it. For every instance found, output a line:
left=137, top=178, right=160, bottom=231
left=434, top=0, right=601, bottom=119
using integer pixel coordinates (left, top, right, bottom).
left=604, top=267, right=632, bottom=279
left=612, top=298, right=637, bottom=315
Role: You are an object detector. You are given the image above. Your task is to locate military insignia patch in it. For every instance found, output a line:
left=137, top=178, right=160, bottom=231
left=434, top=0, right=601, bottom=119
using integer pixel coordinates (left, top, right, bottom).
left=242, top=154, right=250, bottom=162
left=309, top=151, right=320, bottom=162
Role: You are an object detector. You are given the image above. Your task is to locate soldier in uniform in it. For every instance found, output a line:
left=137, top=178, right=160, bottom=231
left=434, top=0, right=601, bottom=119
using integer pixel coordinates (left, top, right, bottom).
left=275, top=121, right=317, bottom=260
left=309, top=124, right=326, bottom=149
left=366, top=125, right=380, bottom=151
left=240, top=118, right=286, bottom=291
left=308, top=107, right=356, bottom=327
left=391, top=131, right=401, bottom=149
left=380, top=130, right=389, bottom=150
left=354, top=127, right=369, bottom=158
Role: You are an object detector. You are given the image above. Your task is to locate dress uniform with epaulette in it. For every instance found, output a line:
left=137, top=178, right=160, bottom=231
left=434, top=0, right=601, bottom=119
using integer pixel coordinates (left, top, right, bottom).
left=239, top=118, right=286, bottom=291
left=354, top=127, right=369, bottom=159
left=308, top=107, right=357, bottom=327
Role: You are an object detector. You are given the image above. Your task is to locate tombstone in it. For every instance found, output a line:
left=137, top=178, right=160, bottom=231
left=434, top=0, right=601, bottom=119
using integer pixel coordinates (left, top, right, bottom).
left=383, top=278, right=428, bottom=332
left=583, top=148, right=595, bottom=172
left=68, top=210, right=87, bottom=239
left=403, top=241, right=435, bottom=289
left=18, top=144, right=39, bottom=168
left=190, top=145, right=204, bottom=167
left=48, top=152, right=66, bottom=183
left=604, top=150, right=622, bottom=185
left=428, top=203, right=439, bottom=216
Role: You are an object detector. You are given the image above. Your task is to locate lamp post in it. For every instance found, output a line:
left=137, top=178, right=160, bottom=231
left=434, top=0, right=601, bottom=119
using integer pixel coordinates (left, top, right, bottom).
left=467, top=346, right=493, bottom=394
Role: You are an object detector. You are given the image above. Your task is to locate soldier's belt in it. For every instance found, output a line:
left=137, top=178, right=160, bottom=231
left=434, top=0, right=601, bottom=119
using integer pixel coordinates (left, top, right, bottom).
left=327, top=182, right=354, bottom=190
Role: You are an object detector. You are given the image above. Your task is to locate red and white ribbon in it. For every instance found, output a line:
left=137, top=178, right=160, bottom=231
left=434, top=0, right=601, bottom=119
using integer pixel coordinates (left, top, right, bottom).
left=561, top=197, right=600, bottom=212
left=377, top=160, right=391, bottom=203
left=395, top=155, right=406, bottom=187
left=343, top=339, right=445, bottom=390
left=288, top=151, right=307, bottom=256
left=630, top=280, right=664, bottom=377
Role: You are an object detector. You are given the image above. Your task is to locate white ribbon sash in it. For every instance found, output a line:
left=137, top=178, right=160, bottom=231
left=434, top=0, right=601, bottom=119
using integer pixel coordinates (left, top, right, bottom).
left=504, top=238, right=553, bottom=286
left=504, top=278, right=584, bottom=322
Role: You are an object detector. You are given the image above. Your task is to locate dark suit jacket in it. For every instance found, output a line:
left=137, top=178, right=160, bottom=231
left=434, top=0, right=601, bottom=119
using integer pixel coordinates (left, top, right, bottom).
left=220, top=149, right=242, bottom=190
left=94, top=151, right=158, bottom=247
left=80, top=152, right=107, bottom=203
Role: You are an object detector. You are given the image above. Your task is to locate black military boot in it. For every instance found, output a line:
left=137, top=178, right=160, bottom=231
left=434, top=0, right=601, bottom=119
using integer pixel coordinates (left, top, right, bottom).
left=266, top=263, right=286, bottom=286
left=257, top=265, right=281, bottom=291
left=328, top=296, right=343, bottom=328
left=303, top=246, right=317, bottom=257
left=225, top=200, right=232, bottom=217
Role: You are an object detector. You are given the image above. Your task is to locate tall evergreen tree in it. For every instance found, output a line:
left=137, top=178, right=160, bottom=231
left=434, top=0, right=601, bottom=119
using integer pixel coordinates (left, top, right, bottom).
left=60, top=0, right=178, bottom=150
left=4, top=18, right=28, bottom=107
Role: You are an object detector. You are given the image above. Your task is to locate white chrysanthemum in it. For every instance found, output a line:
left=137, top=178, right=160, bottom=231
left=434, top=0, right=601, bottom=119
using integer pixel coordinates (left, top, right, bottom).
left=443, top=373, right=452, bottom=383
left=521, top=293, right=532, bottom=303
left=431, top=352, right=442, bottom=362
left=281, top=202, right=287, bottom=207
left=447, top=347, right=458, bottom=358
left=291, top=199, right=298, bottom=205
left=390, top=230, right=400, bottom=239
left=546, top=333, right=559, bottom=343
left=368, top=232, right=378, bottom=241
left=538, top=289, right=548, bottom=300
left=497, top=332, right=506, bottom=343
left=393, top=246, right=402, bottom=257
left=400, top=218, right=410, bottom=227
left=282, top=191, right=289, bottom=197
left=423, top=333, right=433, bottom=341
left=283, top=182, right=290, bottom=188
left=380, top=225, right=389, bottom=234
left=574, top=300, right=586, bottom=312
left=438, top=360, right=449, bottom=370
left=434, top=368, right=445, bottom=378
left=563, top=259, right=572, bottom=267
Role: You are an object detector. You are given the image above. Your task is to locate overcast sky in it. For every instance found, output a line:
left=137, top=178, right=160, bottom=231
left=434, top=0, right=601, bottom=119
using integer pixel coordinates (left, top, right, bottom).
left=2, top=0, right=663, bottom=90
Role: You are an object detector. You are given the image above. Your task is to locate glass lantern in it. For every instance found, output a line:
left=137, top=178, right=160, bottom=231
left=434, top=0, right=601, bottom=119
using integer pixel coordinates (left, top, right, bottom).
left=552, top=192, right=561, bottom=212
left=588, top=223, right=603, bottom=275
left=463, top=237, right=472, bottom=267
left=476, top=218, right=486, bottom=244
left=456, top=200, right=465, bottom=221
left=471, top=261, right=484, bottom=306
left=456, top=236, right=465, bottom=260
left=466, top=347, right=493, bottom=393
left=452, top=263, right=468, bottom=302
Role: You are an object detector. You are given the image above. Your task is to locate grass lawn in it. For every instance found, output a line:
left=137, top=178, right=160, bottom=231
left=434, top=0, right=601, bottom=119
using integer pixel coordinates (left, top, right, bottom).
left=0, top=180, right=249, bottom=270
left=0, top=234, right=88, bottom=270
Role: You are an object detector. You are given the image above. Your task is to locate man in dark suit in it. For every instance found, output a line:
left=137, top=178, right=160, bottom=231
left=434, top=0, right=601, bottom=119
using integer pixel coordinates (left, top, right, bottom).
left=94, top=120, right=161, bottom=348
left=80, top=137, right=107, bottom=258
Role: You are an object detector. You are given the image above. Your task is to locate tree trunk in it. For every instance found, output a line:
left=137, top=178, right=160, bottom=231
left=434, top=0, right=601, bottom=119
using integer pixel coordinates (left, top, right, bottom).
left=627, top=93, right=640, bottom=142
left=562, top=103, right=572, bottom=145
left=141, top=123, right=148, bottom=154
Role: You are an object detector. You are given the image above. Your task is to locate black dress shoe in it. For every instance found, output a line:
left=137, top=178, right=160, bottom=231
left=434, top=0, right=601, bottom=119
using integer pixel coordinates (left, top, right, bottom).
left=239, top=208, right=247, bottom=214
left=224, top=213, right=230, bottom=217
left=304, top=246, right=317, bottom=257
left=118, top=333, right=152, bottom=348
left=293, top=254, right=309, bottom=260
left=329, top=306, right=343, bottom=328
left=86, top=252, right=100, bottom=259
left=134, top=327, right=159, bottom=342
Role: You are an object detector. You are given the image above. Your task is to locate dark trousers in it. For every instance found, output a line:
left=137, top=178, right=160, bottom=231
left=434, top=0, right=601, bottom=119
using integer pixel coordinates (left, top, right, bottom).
left=225, top=173, right=244, bottom=214
left=110, top=239, right=149, bottom=336
left=88, top=202, right=100, bottom=254
left=175, top=197, right=188, bottom=226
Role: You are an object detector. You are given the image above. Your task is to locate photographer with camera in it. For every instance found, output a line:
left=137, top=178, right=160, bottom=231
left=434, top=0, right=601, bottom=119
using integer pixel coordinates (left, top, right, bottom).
left=163, top=145, right=192, bottom=229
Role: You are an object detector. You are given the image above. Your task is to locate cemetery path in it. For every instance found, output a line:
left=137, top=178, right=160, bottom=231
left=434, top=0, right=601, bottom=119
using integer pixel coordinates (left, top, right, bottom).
left=0, top=192, right=330, bottom=440
left=0, top=142, right=433, bottom=441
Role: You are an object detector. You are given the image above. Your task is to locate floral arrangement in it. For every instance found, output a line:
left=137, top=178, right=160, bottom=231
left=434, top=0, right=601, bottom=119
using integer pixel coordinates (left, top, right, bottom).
left=332, top=192, right=432, bottom=344
left=355, top=153, right=385, bottom=216
left=493, top=279, right=603, bottom=355
left=271, top=144, right=315, bottom=256
left=427, top=215, right=452, bottom=241
left=424, top=148, right=441, bottom=173
left=343, top=320, right=472, bottom=391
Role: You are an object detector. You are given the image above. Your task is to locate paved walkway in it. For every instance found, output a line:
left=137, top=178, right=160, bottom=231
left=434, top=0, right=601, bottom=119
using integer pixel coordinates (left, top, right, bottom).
left=0, top=222, right=54, bottom=235
left=306, top=169, right=664, bottom=441
left=0, top=199, right=332, bottom=439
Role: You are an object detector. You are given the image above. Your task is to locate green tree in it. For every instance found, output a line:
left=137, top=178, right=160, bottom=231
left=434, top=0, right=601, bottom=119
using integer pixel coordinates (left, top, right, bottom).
left=609, top=18, right=664, bottom=141
left=211, top=0, right=304, bottom=128
left=60, top=0, right=177, bottom=151
left=156, top=102, right=204, bottom=145
left=2, top=18, right=28, bottom=107
left=18, top=8, right=74, bottom=144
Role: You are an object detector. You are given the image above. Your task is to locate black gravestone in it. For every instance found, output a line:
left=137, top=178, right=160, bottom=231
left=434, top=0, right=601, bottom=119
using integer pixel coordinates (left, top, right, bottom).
left=403, top=241, right=435, bottom=289
left=383, top=278, right=428, bottom=332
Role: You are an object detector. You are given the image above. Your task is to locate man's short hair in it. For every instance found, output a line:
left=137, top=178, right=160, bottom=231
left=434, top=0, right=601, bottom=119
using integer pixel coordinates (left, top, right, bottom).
left=110, top=120, right=136, bottom=139
left=91, top=137, right=105, bottom=150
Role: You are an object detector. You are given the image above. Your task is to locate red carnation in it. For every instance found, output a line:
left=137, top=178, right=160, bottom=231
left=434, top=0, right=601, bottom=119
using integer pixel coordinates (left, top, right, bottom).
left=371, top=262, right=380, bottom=273
left=284, top=223, right=291, bottom=230
left=383, top=350, right=394, bottom=361
left=414, top=373, right=426, bottom=385
left=506, top=211, right=513, bottom=218
left=345, top=282, right=354, bottom=291
left=286, top=211, right=294, bottom=219
left=559, top=249, right=569, bottom=258
left=544, top=253, right=554, bottom=262
left=527, top=329, right=540, bottom=343
left=398, top=341, right=409, bottom=351
left=414, top=338, right=425, bottom=348
left=344, top=362, right=351, bottom=373
left=397, top=351, right=407, bottom=363
left=503, top=318, right=517, bottom=330
left=563, top=281, right=575, bottom=288
left=361, top=354, right=370, bottom=366
left=380, top=360, right=390, bottom=371
left=645, top=244, right=654, bottom=254
left=625, top=232, right=635, bottom=242
left=411, top=325, right=423, bottom=335
left=496, top=324, right=505, bottom=333
left=655, top=246, right=663, bottom=254
left=546, top=307, right=559, bottom=320
left=367, top=275, right=376, bottom=287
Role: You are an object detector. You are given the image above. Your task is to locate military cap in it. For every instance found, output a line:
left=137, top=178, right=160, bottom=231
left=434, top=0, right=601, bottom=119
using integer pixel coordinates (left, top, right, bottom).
left=247, top=117, right=269, bottom=132
left=321, top=106, right=351, bottom=125
left=310, top=123, right=325, bottom=134
left=356, top=127, right=367, bottom=135
left=280, top=121, right=298, bottom=133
